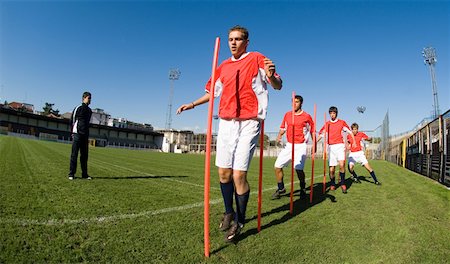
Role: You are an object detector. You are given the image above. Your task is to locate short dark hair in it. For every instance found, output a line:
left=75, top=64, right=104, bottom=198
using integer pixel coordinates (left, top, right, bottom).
left=295, top=95, right=303, bottom=103
left=82, top=92, right=91, bottom=99
left=228, top=25, right=249, bottom=40
left=329, top=106, right=338, bottom=114
left=351, top=123, right=359, bottom=129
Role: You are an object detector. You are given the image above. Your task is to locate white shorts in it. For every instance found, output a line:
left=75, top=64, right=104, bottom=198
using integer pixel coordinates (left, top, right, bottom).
left=328, top=143, right=345, bottom=167
left=348, top=151, right=368, bottom=166
left=215, top=119, right=261, bottom=171
left=274, top=143, right=307, bottom=170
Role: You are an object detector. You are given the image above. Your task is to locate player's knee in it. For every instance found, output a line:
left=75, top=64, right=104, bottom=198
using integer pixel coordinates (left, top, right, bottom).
left=218, top=168, right=232, bottom=182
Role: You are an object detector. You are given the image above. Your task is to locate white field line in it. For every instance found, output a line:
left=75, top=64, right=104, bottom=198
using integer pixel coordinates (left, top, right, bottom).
left=91, top=158, right=221, bottom=191
left=1, top=174, right=326, bottom=226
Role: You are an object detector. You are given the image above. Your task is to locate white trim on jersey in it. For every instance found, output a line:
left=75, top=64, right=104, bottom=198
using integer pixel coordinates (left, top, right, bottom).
left=71, top=105, right=81, bottom=134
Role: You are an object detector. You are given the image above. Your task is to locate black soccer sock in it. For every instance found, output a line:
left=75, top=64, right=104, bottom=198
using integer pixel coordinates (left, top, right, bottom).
left=370, top=171, right=379, bottom=183
left=348, top=164, right=357, bottom=178
left=277, top=181, right=285, bottom=191
left=296, top=170, right=306, bottom=190
left=220, top=182, right=234, bottom=214
left=235, top=191, right=250, bottom=226
left=330, top=176, right=336, bottom=186
left=339, top=172, right=345, bottom=185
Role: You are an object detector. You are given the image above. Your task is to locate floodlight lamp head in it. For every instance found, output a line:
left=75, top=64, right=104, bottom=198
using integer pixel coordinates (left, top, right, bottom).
left=422, top=47, right=437, bottom=65
left=357, top=106, right=366, bottom=114
left=169, top=69, right=181, bottom=80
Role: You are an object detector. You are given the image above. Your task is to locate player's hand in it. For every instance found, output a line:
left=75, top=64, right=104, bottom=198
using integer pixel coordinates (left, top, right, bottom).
left=264, top=58, right=276, bottom=78
left=176, top=103, right=194, bottom=114
left=276, top=135, right=282, bottom=144
left=352, top=142, right=357, bottom=149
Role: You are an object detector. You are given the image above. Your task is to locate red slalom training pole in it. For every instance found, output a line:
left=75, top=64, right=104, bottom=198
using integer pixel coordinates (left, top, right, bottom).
left=257, top=121, right=265, bottom=232
left=309, top=104, right=317, bottom=203
left=322, top=112, right=327, bottom=194
left=290, top=91, right=295, bottom=214
left=204, top=37, right=220, bottom=258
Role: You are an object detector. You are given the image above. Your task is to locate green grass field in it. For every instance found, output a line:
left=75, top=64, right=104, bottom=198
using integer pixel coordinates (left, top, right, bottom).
left=1, top=135, right=449, bottom=263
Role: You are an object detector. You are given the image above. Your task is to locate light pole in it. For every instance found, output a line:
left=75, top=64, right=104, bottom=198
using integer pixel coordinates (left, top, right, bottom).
left=165, top=68, right=181, bottom=129
left=422, top=47, right=440, bottom=118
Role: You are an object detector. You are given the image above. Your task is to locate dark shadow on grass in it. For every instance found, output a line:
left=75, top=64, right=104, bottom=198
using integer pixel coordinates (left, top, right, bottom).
left=358, top=175, right=378, bottom=184
left=93, top=175, right=188, bottom=180
left=232, top=182, right=336, bottom=244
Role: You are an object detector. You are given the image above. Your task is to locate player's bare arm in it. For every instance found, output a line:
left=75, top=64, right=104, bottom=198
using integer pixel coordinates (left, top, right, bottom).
left=263, top=57, right=282, bottom=90
left=276, top=129, right=285, bottom=143
left=176, top=93, right=211, bottom=114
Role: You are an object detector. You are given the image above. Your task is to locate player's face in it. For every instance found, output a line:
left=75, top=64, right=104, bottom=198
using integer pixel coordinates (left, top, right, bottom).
left=294, top=98, right=302, bottom=112
left=352, top=127, right=358, bottom=135
left=228, top=30, right=248, bottom=59
left=83, top=96, right=91, bottom=105
left=329, top=111, right=337, bottom=120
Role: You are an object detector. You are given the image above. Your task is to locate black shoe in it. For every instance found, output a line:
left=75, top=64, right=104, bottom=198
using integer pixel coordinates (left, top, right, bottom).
left=82, top=175, right=92, bottom=180
left=271, top=188, right=286, bottom=199
left=225, top=222, right=242, bottom=242
left=299, top=189, right=307, bottom=199
left=219, top=212, right=234, bottom=231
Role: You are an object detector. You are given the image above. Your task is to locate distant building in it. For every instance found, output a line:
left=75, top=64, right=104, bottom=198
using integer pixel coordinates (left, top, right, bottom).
left=7, top=102, right=34, bottom=113
left=156, top=129, right=195, bottom=153
left=61, top=112, right=72, bottom=120
left=0, top=107, right=163, bottom=149
left=91, top=108, right=110, bottom=126
left=108, top=117, right=128, bottom=129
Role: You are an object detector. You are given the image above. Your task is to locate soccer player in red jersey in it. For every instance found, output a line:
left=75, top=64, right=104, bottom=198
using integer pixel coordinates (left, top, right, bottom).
left=272, top=95, right=315, bottom=200
left=347, top=123, right=381, bottom=185
left=318, top=106, right=356, bottom=193
left=177, top=25, right=282, bottom=242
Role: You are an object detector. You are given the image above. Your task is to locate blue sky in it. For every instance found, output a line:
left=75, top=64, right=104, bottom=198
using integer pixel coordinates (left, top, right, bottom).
left=1, top=0, right=449, bottom=136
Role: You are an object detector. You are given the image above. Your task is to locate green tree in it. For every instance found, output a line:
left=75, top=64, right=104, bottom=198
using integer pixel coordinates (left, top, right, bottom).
left=256, top=134, right=270, bottom=149
left=42, top=102, right=60, bottom=116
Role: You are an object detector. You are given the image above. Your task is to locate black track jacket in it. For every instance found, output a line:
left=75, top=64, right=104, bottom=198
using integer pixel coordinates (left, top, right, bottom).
left=70, top=103, right=92, bottom=136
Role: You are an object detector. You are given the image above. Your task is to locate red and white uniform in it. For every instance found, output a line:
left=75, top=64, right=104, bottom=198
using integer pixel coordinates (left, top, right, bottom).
left=347, top=132, right=369, bottom=153
left=280, top=111, right=314, bottom=144
left=319, top=119, right=351, bottom=166
left=209, top=52, right=281, bottom=171
left=347, top=132, right=369, bottom=166
left=206, top=52, right=279, bottom=120
left=274, top=111, right=314, bottom=170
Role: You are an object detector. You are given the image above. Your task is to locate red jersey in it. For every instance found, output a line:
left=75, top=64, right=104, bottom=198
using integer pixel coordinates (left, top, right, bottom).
left=280, top=111, right=314, bottom=144
left=347, top=132, right=369, bottom=152
left=205, top=52, right=281, bottom=120
left=319, top=119, right=351, bottom=145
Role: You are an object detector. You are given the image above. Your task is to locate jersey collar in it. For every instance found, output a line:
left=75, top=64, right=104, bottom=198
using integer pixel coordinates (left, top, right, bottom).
left=330, top=118, right=339, bottom=123
left=231, top=52, right=250, bottom=61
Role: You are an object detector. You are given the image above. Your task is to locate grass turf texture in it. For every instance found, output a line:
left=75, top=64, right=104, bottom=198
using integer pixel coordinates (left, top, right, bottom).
left=1, top=135, right=449, bottom=263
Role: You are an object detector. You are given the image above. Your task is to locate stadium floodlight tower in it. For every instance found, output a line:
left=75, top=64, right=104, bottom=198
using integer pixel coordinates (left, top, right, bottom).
left=165, top=68, right=181, bottom=129
left=357, top=106, right=366, bottom=114
left=422, top=47, right=440, bottom=119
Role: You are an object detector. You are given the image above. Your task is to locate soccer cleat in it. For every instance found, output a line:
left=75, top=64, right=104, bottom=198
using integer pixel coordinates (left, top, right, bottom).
left=219, top=212, right=234, bottom=231
left=82, top=175, right=92, bottom=180
left=225, top=222, right=243, bottom=242
left=299, top=189, right=307, bottom=199
left=341, top=185, right=347, bottom=194
left=330, top=185, right=336, bottom=191
left=68, top=175, right=74, bottom=180
left=271, top=188, right=286, bottom=200
left=375, top=181, right=381, bottom=185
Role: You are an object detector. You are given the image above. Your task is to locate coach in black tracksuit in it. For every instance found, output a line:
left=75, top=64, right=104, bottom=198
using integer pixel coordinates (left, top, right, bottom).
left=68, top=92, right=92, bottom=180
